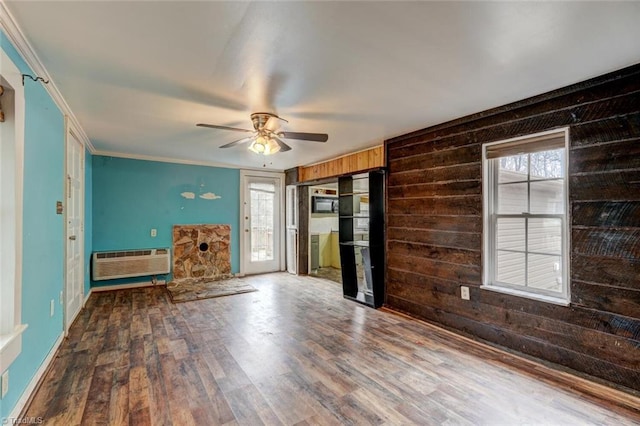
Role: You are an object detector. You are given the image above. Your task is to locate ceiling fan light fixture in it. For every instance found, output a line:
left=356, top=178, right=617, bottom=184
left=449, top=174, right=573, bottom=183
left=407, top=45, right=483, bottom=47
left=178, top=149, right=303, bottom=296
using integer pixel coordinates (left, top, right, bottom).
left=248, top=134, right=280, bottom=155
left=264, top=137, right=281, bottom=155
left=248, top=134, right=267, bottom=154
left=199, top=112, right=327, bottom=155
left=248, top=139, right=265, bottom=154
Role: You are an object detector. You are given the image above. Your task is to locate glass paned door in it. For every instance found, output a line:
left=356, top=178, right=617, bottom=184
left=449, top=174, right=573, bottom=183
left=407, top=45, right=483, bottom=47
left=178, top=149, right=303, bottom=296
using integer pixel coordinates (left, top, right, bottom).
left=243, top=175, right=282, bottom=274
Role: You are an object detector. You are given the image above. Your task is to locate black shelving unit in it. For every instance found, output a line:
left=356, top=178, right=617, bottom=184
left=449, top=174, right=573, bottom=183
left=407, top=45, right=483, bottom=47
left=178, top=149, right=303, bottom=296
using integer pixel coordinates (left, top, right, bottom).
left=338, top=171, right=385, bottom=308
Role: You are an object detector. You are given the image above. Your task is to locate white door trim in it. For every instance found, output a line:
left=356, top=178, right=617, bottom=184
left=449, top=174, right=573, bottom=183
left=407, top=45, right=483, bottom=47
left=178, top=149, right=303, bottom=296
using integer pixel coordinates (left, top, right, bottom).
left=0, top=44, right=27, bottom=372
left=63, top=118, right=85, bottom=333
left=239, top=170, right=285, bottom=275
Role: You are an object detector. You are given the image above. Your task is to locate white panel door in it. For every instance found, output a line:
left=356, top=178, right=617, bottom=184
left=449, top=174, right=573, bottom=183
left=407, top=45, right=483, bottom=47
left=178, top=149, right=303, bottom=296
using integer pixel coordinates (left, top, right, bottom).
left=65, top=128, right=84, bottom=331
left=286, top=185, right=298, bottom=274
left=243, top=175, right=282, bottom=275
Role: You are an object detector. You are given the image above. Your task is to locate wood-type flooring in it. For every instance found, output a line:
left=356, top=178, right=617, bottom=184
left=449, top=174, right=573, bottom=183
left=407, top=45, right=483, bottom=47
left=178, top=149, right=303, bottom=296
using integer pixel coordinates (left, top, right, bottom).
left=24, top=273, right=640, bottom=425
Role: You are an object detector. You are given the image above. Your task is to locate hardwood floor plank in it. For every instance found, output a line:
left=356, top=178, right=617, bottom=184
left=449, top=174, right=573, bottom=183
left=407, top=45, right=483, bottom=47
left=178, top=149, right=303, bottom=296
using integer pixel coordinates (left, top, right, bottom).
left=284, top=340, right=357, bottom=397
left=224, top=384, right=282, bottom=426
left=80, top=364, right=114, bottom=425
left=22, top=273, right=640, bottom=425
left=349, top=387, right=414, bottom=425
left=254, top=373, right=325, bottom=425
left=143, top=335, right=174, bottom=426
left=204, top=341, right=254, bottom=394
left=159, top=353, right=198, bottom=425
left=191, top=354, right=236, bottom=424
left=128, top=365, right=149, bottom=413
left=336, top=393, right=384, bottom=425
left=129, top=407, right=151, bottom=425
left=108, top=367, right=130, bottom=426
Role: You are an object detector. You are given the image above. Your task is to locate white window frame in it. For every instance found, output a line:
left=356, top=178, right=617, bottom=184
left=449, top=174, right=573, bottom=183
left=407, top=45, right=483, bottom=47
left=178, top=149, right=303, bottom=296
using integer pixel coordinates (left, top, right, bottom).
left=482, top=128, right=570, bottom=306
left=0, top=47, right=28, bottom=373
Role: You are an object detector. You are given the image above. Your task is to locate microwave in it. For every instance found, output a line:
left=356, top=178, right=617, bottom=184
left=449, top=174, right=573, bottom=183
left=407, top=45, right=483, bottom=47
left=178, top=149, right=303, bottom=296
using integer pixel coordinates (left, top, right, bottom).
left=312, top=196, right=339, bottom=213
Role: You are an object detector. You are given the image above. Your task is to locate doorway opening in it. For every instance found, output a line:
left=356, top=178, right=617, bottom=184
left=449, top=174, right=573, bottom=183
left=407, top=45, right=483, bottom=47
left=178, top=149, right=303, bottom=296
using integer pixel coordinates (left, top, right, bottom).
left=308, top=181, right=341, bottom=285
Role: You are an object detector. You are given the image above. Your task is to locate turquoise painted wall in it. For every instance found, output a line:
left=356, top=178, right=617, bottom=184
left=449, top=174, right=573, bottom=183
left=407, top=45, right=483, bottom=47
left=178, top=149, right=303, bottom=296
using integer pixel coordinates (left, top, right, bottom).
left=92, top=156, right=240, bottom=286
left=1, top=32, right=65, bottom=419
left=0, top=28, right=239, bottom=418
left=84, top=149, right=93, bottom=295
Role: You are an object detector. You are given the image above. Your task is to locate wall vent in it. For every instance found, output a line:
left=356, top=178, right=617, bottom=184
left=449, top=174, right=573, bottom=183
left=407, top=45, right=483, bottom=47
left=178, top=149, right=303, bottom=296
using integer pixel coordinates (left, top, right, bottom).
left=92, top=248, right=171, bottom=281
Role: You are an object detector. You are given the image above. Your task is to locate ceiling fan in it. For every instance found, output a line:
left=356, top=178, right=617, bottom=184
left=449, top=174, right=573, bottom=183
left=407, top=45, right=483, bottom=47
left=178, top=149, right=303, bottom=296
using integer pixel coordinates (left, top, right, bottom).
left=197, top=112, right=328, bottom=155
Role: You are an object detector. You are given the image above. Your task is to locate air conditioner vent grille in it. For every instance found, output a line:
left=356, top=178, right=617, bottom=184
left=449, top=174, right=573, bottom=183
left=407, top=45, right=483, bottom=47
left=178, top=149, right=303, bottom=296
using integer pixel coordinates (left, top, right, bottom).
left=92, top=248, right=171, bottom=281
left=96, top=249, right=153, bottom=259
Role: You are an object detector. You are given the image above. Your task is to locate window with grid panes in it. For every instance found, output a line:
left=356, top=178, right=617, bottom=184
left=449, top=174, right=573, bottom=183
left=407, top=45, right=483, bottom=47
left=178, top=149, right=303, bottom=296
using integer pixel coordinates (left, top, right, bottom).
left=482, top=129, right=569, bottom=304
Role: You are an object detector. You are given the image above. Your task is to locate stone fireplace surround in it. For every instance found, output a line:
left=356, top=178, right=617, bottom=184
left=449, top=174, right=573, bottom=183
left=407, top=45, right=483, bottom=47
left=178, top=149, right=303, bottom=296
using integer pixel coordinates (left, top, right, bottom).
left=172, top=224, right=232, bottom=281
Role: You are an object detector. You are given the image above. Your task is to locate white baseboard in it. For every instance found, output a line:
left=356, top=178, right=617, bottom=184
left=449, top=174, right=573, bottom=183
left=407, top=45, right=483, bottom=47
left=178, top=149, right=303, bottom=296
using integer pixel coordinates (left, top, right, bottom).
left=11, top=333, right=64, bottom=419
left=91, top=280, right=166, bottom=292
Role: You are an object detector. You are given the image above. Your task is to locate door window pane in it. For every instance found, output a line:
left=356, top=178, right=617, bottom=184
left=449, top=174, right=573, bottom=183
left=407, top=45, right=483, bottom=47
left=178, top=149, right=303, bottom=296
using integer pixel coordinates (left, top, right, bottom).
left=250, top=183, right=275, bottom=262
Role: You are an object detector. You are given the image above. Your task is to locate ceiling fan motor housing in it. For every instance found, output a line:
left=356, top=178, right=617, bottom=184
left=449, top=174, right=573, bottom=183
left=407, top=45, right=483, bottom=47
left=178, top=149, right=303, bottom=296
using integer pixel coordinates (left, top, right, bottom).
left=250, top=112, right=279, bottom=132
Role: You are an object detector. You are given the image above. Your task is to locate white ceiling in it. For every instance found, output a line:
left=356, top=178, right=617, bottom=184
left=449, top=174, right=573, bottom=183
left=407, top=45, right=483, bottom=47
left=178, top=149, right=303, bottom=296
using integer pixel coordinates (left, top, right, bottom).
left=5, top=1, right=640, bottom=171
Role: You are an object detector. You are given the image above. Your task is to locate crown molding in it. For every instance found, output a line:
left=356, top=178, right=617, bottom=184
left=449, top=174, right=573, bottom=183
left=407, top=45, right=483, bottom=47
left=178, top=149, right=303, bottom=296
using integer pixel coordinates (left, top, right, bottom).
left=92, top=150, right=284, bottom=173
left=0, top=0, right=95, bottom=153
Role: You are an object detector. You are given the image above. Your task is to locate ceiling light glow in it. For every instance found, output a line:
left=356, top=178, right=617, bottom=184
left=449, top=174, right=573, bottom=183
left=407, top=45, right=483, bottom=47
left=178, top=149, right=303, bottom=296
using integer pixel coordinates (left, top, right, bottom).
left=248, top=134, right=280, bottom=155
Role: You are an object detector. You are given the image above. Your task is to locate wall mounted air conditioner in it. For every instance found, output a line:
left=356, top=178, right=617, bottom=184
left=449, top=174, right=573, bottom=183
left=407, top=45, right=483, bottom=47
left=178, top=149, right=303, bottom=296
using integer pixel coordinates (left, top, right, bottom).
left=92, top=248, right=171, bottom=281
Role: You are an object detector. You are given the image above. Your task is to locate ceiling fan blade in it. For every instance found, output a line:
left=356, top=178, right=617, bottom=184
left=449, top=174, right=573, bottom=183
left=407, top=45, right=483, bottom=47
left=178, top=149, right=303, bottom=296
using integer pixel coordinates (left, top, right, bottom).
left=219, top=136, right=254, bottom=148
left=273, top=136, right=292, bottom=152
left=280, top=131, right=328, bottom=142
left=197, top=123, right=253, bottom=133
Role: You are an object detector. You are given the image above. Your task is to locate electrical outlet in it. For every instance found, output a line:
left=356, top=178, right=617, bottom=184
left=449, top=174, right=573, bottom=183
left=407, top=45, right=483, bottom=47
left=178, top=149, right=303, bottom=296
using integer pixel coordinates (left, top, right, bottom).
left=1, top=370, right=8, bottom=399
left=60, top=290, right=64, bottom=305
left=460, top=286, right=470, bottom=300
left=50, top=299, right=55, bottom=317
left=150, top=228, right=157, bottom=237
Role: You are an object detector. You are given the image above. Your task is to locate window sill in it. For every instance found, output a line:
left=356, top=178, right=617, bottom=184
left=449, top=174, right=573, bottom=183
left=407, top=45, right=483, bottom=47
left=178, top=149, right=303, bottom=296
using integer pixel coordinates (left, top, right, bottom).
left=481, top=285, right=569, bottom=306
left=0, top=324, right=28, bottom=373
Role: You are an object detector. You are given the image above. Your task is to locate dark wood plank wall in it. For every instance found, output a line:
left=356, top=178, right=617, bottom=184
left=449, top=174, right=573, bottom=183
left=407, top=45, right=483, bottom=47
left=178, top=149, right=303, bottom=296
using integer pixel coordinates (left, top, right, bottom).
left=285, top=167, right=310, bottom=275
left=384, top=63, right=640, bottom=392
left=297, top=185, right=310, bottom=275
